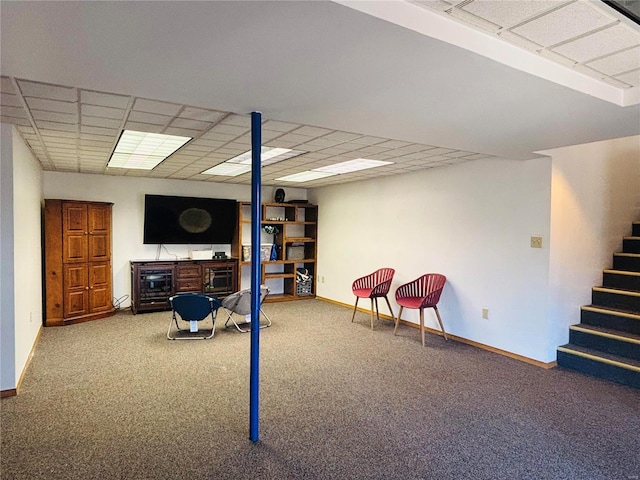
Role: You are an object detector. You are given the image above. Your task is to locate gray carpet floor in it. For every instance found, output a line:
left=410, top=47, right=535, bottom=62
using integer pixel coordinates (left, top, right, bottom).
left=2, top=299, right=639, bottom=480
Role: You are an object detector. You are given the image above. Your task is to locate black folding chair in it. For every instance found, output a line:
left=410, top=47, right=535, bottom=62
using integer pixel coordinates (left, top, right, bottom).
left=167, top=293, right=221, bottom=340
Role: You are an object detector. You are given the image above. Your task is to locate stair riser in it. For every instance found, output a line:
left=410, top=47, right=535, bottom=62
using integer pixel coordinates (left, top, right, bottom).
left=592, top=290, right=640, bottom=312
left=557, top=351, right=640, bottom=389
left=633, top=223, right=640, bottom=237
left=623, top=238, right=640, bottom=254
left=613, top=255, right=640, bottom=272
left=569, top=330, right=640, bottom=361
left=603, top=272, right=640, bottom=292
left=581, top=309, right=640, bottom=335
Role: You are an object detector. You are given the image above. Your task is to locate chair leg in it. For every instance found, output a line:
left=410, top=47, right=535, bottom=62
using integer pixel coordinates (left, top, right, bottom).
left=434, top=306, right=448, bottom=340
left=351, top=297, right=359, bottom=322
left=370, top=298, right=375, bottom=330
left=383, top=295, right=395, bottom=324
left=420, top=308, right=425, bottom=347
left=394, top=306, right=404, bottom=335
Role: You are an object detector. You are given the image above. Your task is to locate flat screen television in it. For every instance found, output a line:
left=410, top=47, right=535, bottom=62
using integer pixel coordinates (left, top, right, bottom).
left=143, top=194, right=237, bottom=244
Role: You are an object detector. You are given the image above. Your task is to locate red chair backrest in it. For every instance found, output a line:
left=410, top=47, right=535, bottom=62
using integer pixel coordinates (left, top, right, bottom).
left=352, top=268, right=395, bottom=296
left=396, top=273, right=446, bottom=308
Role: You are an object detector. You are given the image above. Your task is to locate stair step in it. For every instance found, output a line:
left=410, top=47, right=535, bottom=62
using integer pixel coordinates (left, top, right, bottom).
left=557, top=344, right=640, bottom=389
left=602, top=269, right=640, bottom=292
left=623, top=237, right=640, bottom=254
left=633, top=222, right=640, bottom=237
left=580, top=305, right=640, bottom=335
left=569, top=324, right=640, bottom=361
left=613, top=253, right=640, bottom=272
left=592, top=286, right=640, bottom=312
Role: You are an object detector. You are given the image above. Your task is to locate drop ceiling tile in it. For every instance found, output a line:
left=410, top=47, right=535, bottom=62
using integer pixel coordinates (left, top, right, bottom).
left=39, top=129, right=76, bottom=138
left=31, top=110, right=77, bottom=123
left=1, top=93, right=22, bottom=107
left=321, top=131, right=362, bottom=142
left=424, top=147, right=456, bottom=156
left=207, top=123, right=247, bottom=136
left=170, top=118, right=212, bottom=131
left=180, top=107, right=227, bottom=123
left=127, top=111, right=171, bottom=125
left=80, top=90, right=130, bottom=109
left=133, top=98, right=182, bottom=116
left=25, top=97, right=77, bottom=114
left=198, top=131, right=237, bottom=142
left=292, top=125, right=333, bottom=137
left=80, top=125, right=118, bottom=136
left=17, top=80, right=76, bottom=102
left=376, top=139, right=413, bottom=149
left=164, top=127, right=200, bottom=138
left=0, top=116, right=31, bottom=126
left=553, top=24, right=640, bottom=63
left=79, top=132, right=113, bottom=141
left=262, top=120, right=301, bottom=133
left=43, top=136, right=76, bottom=145
left=511, top=1, right=614, bottom=48
left=349, top=135, right=388, bottom=146
left=1, top=77, right=16, bottom=94
left=587, top=46, right=640, bottom=76
left=80, top=138, right=113, bottom=147
left=2, top=106, right=28, bottom=118
left=449, top=7, right=499, bottom=33
left=35, top=120, right=77, bottom=133
left=270, top=133, right=313, bottom=146
left=81, top=104, right=125, bottom=120
left=81, top=115, right=121, bottom=129
left=123, top=122, right=164, bottom=133
left=615, top=68, right=640, bottom=87
left=461, top=1, right=561, bottom=29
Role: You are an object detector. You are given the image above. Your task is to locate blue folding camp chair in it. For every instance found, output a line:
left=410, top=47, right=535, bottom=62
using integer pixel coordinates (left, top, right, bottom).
left=167, top=293, right=221, bottom=340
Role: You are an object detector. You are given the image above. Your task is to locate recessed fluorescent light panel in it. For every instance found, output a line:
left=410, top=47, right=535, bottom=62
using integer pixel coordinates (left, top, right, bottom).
left=276, top=171, right=337, bottom=182
left=108, top=130, right=191, bottom=170
left=277, top=158, right=393, bottom=183
left=314, top=158, right=393, bottom=174
left=202, top=147, right=305, bottom=176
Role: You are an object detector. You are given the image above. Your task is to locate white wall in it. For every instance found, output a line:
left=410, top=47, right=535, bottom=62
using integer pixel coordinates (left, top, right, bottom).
left=43, top=172, right=307, bottom=308
left=310, top=156, right=554, bottom=362
left=0, top=125, right=43, bottom=391
left=545, top=135, right=640, bottom=352
left=1, top=124, right=16, bottom=391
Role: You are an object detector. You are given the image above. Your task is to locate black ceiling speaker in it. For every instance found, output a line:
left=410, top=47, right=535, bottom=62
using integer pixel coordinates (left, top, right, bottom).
left=275, top=188, right=285, bottom=203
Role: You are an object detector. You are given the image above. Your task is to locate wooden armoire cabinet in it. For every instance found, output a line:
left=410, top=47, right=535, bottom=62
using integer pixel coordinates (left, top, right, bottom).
left=44, top=199, right=115, bottom=326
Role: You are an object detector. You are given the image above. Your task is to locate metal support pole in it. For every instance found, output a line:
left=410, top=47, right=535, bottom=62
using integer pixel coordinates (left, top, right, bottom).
left=249, top=111, right=262, bottom=443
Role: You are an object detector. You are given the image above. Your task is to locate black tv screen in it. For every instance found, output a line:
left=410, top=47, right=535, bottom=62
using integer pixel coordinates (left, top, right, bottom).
left=143, top=194, right=237, bottom=244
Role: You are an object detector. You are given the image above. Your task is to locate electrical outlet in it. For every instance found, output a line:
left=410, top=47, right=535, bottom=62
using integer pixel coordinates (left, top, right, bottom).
left=530, top=235, right=543, bottom=248
left=322, top=276, right=325, bottom=283
left=482, top=307, right=489, bottom=319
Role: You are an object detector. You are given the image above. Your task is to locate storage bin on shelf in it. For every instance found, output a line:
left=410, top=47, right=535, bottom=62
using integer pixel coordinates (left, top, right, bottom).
left=286, top=244, right=305, bottom=260
left=296, top=268, right=312, bottom=296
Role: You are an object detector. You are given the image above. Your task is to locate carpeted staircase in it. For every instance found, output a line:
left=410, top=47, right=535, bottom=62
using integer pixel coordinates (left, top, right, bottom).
left=557, top=221, right=640, bottom=389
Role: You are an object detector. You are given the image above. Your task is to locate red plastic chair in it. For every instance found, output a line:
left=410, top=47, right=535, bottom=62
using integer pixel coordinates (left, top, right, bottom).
left=394, top=274, right=447, bottom=346
left=351, top=268, right=396, bottom=329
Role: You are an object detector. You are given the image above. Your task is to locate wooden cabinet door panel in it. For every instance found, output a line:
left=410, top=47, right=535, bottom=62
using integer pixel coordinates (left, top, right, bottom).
left=63, top=264, right=89, bottom=317
left=63, top=203, right=89, bottom=263
left=63, top=203, right=87, bottom=234
left=89, top=233, right=110, bottom=261
left=89, top=262, right=112, bottom=313
left=88, top=204, right=110, bottom=234
left=64, top=234, right=88, bottom=263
